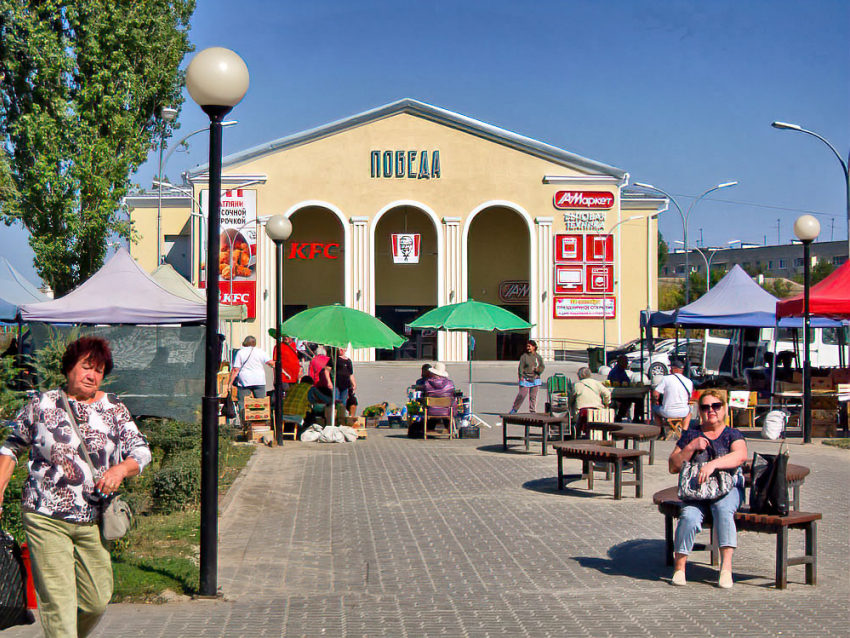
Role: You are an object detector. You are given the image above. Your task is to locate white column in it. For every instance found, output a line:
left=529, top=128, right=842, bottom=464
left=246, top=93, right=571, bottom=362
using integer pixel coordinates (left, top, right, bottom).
left=535, top=217, right=554, bottom=360
left=442, top=216, right=464, bottom=362
left=349, top=216, right=373, bottom=362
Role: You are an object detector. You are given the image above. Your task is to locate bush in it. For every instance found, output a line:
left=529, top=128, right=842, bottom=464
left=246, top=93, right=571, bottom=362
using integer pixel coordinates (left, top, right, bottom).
left=150, top=449, right=201, bottom=514
left=139, top=419, right=199, bottom=463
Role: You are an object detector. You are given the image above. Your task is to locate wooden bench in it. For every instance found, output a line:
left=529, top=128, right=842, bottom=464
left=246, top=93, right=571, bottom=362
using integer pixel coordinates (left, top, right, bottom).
left=610, top=423, right=661, bottom=465
left=653, top=486, right=821, bottom=589
left=552, top=441, right=647, bottom=499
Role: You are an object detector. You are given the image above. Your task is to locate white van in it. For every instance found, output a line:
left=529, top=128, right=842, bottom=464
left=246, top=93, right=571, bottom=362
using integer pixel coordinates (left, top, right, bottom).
left=703, top=326, right=848, bottom=374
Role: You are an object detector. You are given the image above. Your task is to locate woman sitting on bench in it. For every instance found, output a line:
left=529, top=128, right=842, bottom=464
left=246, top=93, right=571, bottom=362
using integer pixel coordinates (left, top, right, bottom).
left=667, top=389, right=748, bottom=589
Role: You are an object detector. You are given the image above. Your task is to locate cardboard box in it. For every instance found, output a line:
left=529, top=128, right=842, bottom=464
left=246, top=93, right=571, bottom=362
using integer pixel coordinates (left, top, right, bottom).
left=811, top=423, right=837, bottom=438
left=244, top=421, right=271, bottom=441
left=812, top=376, right=833, bottom=390
left=244, top=397, right=271, bottom=421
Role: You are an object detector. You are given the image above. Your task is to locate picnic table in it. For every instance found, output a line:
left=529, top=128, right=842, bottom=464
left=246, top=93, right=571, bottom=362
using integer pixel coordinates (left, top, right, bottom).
left=610, top=385, right=652, bottom=422
left=500, top=413, right=570, bottom=455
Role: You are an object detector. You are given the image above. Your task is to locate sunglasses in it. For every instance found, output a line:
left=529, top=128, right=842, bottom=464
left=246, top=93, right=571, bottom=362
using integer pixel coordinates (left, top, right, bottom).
left=699, top=402, right=724, bottom=412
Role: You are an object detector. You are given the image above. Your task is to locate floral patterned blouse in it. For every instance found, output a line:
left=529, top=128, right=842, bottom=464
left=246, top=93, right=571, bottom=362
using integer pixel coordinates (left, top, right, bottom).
left=0, top=389, right=151, bottom=524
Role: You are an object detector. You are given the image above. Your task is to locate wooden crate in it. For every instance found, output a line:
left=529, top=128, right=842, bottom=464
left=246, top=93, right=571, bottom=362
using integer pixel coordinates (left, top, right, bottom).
left=217, top=372, right=230, bottom=397
left=244, top=421, right=272, bottom=441
left=244, top=397, right=271, bottom=421
left=811, top=423, right=837, bottom=438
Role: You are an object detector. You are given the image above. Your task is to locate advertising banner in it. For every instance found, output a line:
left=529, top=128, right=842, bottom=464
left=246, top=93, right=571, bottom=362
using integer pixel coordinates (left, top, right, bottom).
left=585, top=234, right=613, bottom=262
left=585, top=264, right=613, bottom=294
left=391, top=233, right=421, bottom=263
left=199, top=188, right=258, bottom=318
left=554, top=265, right=585, bottom=294
left=554, top=297, right=615, bottom=319
left=554, top=234, right=583, bottom=263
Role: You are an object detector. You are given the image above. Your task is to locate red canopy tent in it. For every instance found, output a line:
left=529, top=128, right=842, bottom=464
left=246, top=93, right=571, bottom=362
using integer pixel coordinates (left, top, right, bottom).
left=776, top=259, right=850, bottom=319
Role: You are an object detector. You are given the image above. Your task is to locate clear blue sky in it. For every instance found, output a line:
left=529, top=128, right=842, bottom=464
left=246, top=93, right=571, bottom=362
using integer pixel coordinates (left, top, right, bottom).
left=2, top=0, right=848, bottom=284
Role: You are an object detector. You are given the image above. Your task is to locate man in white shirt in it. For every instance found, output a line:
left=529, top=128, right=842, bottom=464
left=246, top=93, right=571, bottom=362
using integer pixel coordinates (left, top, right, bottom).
left=228, top=336, right=274, bottom=415
left=652, top=357, right=694, bottom=432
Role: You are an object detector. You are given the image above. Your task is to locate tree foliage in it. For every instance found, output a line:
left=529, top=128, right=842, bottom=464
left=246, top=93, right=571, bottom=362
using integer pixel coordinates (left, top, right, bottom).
left=657, top=231, right=668, bottom=273
left=0, top=0, right=195, bottom=294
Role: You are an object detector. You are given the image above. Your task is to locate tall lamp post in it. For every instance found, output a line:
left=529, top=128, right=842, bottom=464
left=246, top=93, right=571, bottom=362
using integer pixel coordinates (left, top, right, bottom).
left=603, top=215, right=643, bottom=355
left=675, top=241, right=720, bottom=291
left=185, top=46, right=249, bottom=598
left=794, top=214, right=821, bottom=444
left=265, top=215, right=293, bottom=445
left=773, top=122, right=849, bottom=256
left=157, top=106, right=178, bottom=265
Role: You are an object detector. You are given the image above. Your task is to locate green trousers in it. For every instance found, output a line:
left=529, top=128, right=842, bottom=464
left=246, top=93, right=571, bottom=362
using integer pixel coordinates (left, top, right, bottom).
left=23, top=511, right=113, bottom=638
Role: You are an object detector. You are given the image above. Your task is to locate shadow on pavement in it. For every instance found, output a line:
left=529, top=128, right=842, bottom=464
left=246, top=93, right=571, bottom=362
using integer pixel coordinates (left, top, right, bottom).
left=574, top=539, right=764, bottom=586
left=522, top=476, right=617, bottom=499
left=477, top=443, right=541, bottom=455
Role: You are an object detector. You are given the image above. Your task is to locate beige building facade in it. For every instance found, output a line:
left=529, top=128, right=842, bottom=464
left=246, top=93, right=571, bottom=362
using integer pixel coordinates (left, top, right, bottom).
left=127, top=99, right=667, bottom=362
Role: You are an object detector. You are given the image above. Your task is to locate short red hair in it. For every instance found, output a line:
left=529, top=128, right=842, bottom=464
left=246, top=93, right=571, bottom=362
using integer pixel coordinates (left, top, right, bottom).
left=61, top=337, right=114, bottom=377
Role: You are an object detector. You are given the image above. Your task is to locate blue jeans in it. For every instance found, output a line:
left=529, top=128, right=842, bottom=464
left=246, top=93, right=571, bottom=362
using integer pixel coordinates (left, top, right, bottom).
left=334, top=388, right=349, bottom=405
left=674, top=485, right=744, bottom=555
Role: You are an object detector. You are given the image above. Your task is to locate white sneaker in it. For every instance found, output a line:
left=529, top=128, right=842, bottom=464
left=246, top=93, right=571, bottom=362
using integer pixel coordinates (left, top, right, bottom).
left=718, top=570, right=733, bottom=589
left=671, top=570, right=686, bottom=586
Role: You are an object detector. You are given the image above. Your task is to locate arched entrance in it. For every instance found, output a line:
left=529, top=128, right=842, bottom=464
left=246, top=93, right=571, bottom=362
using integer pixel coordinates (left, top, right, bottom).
left=466, top=205, right=531, bottom=360
left=373, top=205, right=438, bottom=360
left=283, top=206, right=345, bottom=319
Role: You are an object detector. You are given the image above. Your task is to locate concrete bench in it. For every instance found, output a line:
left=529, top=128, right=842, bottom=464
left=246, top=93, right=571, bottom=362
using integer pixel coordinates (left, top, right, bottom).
left=653, top=486, right=821, bottom=589
left=552, top=442, right=647, bottom=499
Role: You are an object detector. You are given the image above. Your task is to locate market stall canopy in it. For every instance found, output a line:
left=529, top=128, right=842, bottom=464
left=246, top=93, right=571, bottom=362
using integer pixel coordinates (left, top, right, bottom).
left=0, top=256, right=49, bottom=322
left=280, top=304, right=405, bottom=350
left=151, top=264, right=247, bottom=321
left=776, top=259, right=850, bottom=320
left=645, top=266, right=841, bottom=329
left=408, top=299, right=533, bottom=332
left=20, top=248, right=206, bottom=324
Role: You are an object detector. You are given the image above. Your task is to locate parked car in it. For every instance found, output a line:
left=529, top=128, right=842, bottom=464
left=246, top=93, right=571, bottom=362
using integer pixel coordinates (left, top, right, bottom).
left=629, top=340, right=703, bottom=380
left=604, top=338, right=643, bottom=364
left=622, top=338, right=678, bottom=365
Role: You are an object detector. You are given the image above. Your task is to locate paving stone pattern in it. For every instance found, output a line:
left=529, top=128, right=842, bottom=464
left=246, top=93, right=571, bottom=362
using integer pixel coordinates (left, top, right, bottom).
left=6, top=362, right=849, bottom=637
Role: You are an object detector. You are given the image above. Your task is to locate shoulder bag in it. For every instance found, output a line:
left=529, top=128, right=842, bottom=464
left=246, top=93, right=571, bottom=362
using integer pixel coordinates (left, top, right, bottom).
left=59, top=391, right=133, bottom=541
left=678, top=434, right=736, bottom=501
left=749, top=440, right=789, bottom=516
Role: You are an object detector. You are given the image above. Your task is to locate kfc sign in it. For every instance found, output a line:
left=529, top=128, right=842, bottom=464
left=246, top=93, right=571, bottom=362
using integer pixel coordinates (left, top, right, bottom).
left=391, top=234, right=421, bottom=264
left=553, top=191, right=615, bottom=210
left=287, top=243, right=341, bottom=259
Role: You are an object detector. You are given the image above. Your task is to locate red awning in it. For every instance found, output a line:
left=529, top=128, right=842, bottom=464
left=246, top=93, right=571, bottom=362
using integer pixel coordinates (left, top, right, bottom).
left=776, top=259, right=850, bottom=319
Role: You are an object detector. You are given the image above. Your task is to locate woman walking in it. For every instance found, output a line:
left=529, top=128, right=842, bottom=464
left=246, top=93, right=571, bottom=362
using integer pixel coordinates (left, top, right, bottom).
left=509, top=340, right=545, bottom=413
left=0, top=336, right=151, bottom=637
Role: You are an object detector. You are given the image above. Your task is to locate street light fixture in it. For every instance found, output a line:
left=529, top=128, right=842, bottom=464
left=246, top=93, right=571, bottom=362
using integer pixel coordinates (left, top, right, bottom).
left=772, top=121, right=850, bottom=256
left=634, top=181, right=737, bottom=375
left=793, top=214, right=821, bottom=444
left=265, top=215, right=293, bottom=445
left=157, top=106, right=178, bottom=265
left=185, top=46, right=249, bottom=598
left=674, top=241, right=721, bottom=292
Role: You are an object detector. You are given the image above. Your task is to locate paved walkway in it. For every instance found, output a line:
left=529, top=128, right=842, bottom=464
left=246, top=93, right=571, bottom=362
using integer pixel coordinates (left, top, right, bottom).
left=7, top=363, right=850, bottom=637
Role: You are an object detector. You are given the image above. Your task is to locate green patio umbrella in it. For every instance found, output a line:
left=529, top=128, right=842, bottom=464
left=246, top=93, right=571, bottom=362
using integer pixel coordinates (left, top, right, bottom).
left=408, top=299, right=533, bottom=419
left=280, top=304, right=405, bottom=426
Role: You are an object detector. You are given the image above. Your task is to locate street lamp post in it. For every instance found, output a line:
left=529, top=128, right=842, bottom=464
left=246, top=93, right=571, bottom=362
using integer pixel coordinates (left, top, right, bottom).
left=773, top=121, right=849, bottom=256
left=634, top=181, right=737, bottom=374
left=674, top=242, right=720, bottom=292
left=265, top=215, right=293, bottom=445
left=794, top=214, right=821, bottom=444
left=603, top=215, right=644, bottom=356
left=185, top=46, right=249, bottom=598
left=157, top=106, right=178, bottom=265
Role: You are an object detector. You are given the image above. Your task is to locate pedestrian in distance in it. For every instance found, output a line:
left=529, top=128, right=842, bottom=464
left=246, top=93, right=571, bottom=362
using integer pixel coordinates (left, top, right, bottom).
left=509, top=340, right=545, bottom=413
left=0, top=336, right=151, bottom=637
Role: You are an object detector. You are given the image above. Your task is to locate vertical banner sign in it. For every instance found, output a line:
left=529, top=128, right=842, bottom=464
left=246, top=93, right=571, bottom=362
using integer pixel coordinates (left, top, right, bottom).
left=391, top=233, right=421, bottom=263
left=199, top=189, right=258, bottom=318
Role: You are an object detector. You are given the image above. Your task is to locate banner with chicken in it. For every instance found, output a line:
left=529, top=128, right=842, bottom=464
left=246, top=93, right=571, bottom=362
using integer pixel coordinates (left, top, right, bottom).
left=199, top=188, right=258, bottom=318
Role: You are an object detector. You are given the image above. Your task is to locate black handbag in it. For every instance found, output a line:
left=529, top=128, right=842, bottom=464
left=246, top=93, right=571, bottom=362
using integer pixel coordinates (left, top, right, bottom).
left=223, top=396, right=237, bottom=420
left=678, top=437, right=736, bottom=501
left=749, top=441, right=789, bottom=516
left=0, top=531, right=36, bottom=629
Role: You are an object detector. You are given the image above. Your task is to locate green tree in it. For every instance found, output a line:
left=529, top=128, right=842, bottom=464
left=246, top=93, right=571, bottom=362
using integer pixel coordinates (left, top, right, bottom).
left=791, top=260, right=836, bottom=286
left=0, top=0, right=195, bottom=294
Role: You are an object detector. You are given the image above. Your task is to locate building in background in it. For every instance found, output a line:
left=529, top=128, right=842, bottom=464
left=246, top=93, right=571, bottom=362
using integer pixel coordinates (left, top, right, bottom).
left=127, top=99, right=666, bottom=361
left=663, top=241, right=848, bottom=280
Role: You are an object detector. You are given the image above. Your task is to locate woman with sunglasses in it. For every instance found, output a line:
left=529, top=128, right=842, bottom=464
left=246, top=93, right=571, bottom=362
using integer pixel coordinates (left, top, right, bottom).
left=667, top=389, right=748, bottom=588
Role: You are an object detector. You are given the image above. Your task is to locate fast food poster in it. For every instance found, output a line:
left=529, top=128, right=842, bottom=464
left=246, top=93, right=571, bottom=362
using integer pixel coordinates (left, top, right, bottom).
left=553, top=297, right=615, bottom=319
left=199, top=189, right=258, bottom=318
left=391, top=233, right=421, bottom=263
